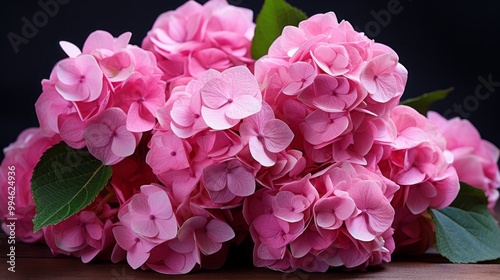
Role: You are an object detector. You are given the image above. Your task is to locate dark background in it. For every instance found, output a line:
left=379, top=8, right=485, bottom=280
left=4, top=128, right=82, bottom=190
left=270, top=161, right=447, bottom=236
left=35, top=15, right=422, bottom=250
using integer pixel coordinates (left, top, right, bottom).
left=1, top=0, right=500, bottom=162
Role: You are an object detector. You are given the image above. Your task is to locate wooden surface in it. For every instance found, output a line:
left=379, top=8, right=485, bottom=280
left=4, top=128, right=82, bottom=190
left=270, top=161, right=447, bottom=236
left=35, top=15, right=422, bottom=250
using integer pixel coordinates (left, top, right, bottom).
left=1, top=204, right=499, bottom=279
left=1, top=237, right=500, bottom=279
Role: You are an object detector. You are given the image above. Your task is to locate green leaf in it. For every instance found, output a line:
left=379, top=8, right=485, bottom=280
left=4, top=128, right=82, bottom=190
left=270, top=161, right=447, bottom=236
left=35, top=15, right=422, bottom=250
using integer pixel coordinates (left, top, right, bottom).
left=400, top=87, right=454, bottom=114
left=31, top=142, right=112, bottom=232
left=251, top=0, right=307, bottom=59
left=429, top=183, right=500, bottom=263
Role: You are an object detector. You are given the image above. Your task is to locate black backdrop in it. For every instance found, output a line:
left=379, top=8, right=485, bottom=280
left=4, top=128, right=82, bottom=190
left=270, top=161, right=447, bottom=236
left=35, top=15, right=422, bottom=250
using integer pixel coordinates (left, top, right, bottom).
left=2, top=0, right=500, bottom=162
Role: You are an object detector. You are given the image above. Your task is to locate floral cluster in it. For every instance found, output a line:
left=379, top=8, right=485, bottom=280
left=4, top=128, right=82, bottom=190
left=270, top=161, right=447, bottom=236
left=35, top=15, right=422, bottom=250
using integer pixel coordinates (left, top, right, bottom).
left=35, top=30, right=165, bottom=165
left=1, top=0, right=499, bottom=275
left=142, top=0, right=255, bottom=88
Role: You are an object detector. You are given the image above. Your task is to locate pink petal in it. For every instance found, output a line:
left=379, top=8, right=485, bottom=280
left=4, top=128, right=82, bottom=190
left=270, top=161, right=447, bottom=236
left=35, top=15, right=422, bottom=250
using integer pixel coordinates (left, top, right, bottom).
left=395, top=167, right=426, bottom=185
left=130, top=194, right=150, bottom=216
left=147, top=190, right=172, bottom=218
left=127, top=245, right=151, bottom=269
left=126, top=102, right=156, bottom=132
left=111, top=126, right=137, bottom=157
left=57, top=226, right=85, bottom=250
left=334, top=197, right=357, bottom=220
left=82, top=30, right=115, bottom=53
left=222, top=66, right=261, bottom=100
left=85, top=223, right=103, bottom=240
left=227, top=164, right=256, bottom=197
left=112, top=225, right=136, bottom=250
left=205, top=219, right=235, bottom=243
left=59, top=41, right=81, bottom=58
left=155, top=217, right=178, bottom=241
left=208, top=188, right=237, bottom=204
left=316, top=211, right=337, bottom=229
left=203, top=163, right=228, bottom=192
left=201, top=106, right=238, bottom=130
left=249, top=136, right=276, bottom=167
left=132, top=217, right=158, bottom=238
left=201, top=77, right=231, bottom=109
left=345, top=215, right=375, bottom=242
left=196, top=233, right=221, bottom=255
left=262, top=119, right=294, bottom=153
left=226, top=95, right=262, bottom=119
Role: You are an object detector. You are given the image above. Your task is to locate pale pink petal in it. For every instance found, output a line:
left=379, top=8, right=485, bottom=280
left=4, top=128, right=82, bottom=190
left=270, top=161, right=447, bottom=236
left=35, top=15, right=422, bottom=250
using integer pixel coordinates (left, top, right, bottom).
left=132, top=217, right=158, bottom=238
left=345, top=215, right=375, bottom=242
left=82, top=30, right=115, bottom=53
left=155, top=217, right=178, bottom=241
left=395, top=167, right=426, bottom=185
left=59, top=41, right=81, bottom=58
left=201, top=106, right=238, bottom=130
left=249, top=136, right=276, bottom=167
left=226, top=95, right=262, bottom=119
left=262, top=119, right=294, bottom=153
left=201, top=77, right=231, bottom=109
left=126, top=102, right=156, bottom=132
left=147, top=190, right=172, bottom=218
left=85, top=223, right=103, bottom=240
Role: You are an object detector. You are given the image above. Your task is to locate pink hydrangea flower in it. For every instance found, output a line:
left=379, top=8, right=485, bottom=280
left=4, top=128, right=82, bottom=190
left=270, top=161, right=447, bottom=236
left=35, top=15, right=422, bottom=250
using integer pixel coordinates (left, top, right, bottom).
left=380, top=106, right=460, bottom=215
left=37, top=30, right=165, bottom=158
left=360, top=54, right=407, bottom=103
left=144, top=236, right=200, bottom=274
left=146, top=131, right=192, bottom=174
left=244, top=163, right=397, bottom=272
left=255, top=11, right=407, bottom=167
left=202, top=159, right=255, bottom=204
left=177, top=215, right=235, bottom=256
left=200, top=66, right=262, bottom=130
left=54, top=54, right=104, bottom=102
left=142, top=0, right=255, bottom=84
left=43, top=198, right=116, bottom=263
left=83, top=108, right=141, bottom=165
left=239, top=102, right=294, bottom=167
left=0, top=128, right=60, bottom=243
left=112, top=184, right=178, bottom=269
left=114, top=73, right=166, bottom=132
left=428, top=111, right=500, bottom=210
left=392, top=206, right=435, bottom=255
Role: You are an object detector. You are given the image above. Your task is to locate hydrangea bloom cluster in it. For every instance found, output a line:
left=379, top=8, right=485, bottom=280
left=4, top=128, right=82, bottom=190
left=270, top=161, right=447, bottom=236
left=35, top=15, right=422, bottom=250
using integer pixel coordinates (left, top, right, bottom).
left=255, top=12, right=408, bottom=168
left=1, top=0, right=499, bottom=275
left=142, top=0, right=255, bottom=88
left=428, top=112, right=500, bottom=210
left=0, top=128, right=60, bottom=243
left=35, top=30, right=166, bottom=165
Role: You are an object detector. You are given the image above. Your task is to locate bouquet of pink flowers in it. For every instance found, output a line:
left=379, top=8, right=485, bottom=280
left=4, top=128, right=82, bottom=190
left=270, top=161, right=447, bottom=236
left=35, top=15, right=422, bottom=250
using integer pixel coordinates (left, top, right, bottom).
left=2, top=0, right=500, bottom=274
